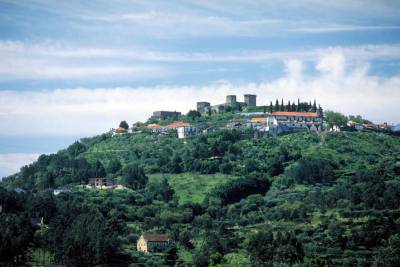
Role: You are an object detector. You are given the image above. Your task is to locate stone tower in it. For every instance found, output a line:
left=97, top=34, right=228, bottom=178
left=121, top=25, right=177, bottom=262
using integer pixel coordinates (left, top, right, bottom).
left=244, top=94, right=257, bottom=107
left=226, top=95, right=237, bottom=106
left=196, top=102, right=211, bottom=113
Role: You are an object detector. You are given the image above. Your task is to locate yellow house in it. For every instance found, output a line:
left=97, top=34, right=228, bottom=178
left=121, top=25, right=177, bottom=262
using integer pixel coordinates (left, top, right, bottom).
left=137, top=233, right=171, bottom=253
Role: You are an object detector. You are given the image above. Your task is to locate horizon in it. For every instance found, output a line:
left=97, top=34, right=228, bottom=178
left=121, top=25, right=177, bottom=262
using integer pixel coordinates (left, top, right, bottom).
left=1, top=0, right=400, bottom=177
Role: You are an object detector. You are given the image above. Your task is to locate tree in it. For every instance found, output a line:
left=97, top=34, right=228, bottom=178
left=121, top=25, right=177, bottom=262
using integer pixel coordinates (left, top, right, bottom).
left=325, top=111, right=348, bottom=129
left=61, top=211, right=117, bottom=266
left=269, top=101, right=273, bottom=113
left=281, top=99, right=284, bottom=111
left=67, top=141, right=87, bottom=157
left=93, top=160, right=106, bottom=177
left=169, top=153, right=182, bottom=173
left=275, top=99, right=279, bottom=111
left=119, top=120, right=129, bottom=130
left=187, top=110, right=201, bottom=121
left=313, top=99, right=317, bottom=112
left=246, top=229, right=274, bottom=265
left=122, top=163, right=148, bottom=190
left=160, top=177, right=175, bottom=202
left=107, top=159, right=122, bottom=175
left=373, top=234, right=400, bottom=267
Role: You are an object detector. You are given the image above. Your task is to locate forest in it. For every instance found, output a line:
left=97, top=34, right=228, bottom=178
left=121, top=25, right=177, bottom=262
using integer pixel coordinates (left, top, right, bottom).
left=1, top=124, right=400, bottom=266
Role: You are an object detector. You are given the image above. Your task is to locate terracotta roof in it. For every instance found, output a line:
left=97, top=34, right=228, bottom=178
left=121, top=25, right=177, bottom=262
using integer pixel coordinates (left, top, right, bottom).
left=147, top=124, right=162, bottom=129
left=142, top=233, right=170, bottom=242
left=251, top=117, right=267, bottom=123
left=167, top=121, right=191, bottom=128
left=272, top=111, right=319, bottom=117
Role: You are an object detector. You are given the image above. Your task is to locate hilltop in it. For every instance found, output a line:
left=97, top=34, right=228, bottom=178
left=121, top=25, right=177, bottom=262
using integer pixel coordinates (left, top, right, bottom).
left=1, top=111, right=400, bottom=266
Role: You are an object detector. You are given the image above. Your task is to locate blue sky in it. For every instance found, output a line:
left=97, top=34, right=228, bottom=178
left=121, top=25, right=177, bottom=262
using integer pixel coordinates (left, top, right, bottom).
left=1, top=0, right=400, bottom=177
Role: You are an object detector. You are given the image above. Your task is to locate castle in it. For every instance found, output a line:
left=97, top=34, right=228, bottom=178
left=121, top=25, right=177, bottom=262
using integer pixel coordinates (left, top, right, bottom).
left=197, top=94, right=257, bottom=113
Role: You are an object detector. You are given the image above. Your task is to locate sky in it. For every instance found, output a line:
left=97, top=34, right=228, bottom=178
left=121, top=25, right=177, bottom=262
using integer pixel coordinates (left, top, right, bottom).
left=1, top=0, right=400, bottom=178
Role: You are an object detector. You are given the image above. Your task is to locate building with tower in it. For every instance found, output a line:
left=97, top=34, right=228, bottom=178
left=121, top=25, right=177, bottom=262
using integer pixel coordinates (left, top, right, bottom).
left=244, top=94, right=257, bottom=107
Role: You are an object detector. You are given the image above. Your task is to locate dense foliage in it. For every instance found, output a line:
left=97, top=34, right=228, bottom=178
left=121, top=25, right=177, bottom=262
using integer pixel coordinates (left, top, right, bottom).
left=1, top=127, right=400, bottom=266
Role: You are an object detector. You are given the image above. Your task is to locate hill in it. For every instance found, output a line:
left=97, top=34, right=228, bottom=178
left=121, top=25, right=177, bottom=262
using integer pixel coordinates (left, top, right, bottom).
left=1, top=129, right=400, bottom=266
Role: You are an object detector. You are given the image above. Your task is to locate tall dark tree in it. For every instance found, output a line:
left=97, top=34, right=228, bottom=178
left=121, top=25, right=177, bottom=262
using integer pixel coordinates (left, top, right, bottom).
left=313, top=99, right=317, bottom=112
left=281, top=99, right=284, bottom=111
left=122, top=163, right=148, bottom=190
left=269, top=101, right=273, bottom=113
left=160, top=177, right=175, bottom=202
left=288, top=101, right=291, bottom=111
left=93, top=160, right=106, bottom=177
left=275, top=99, right=279, bottom=111
left=107, top=159, right=122, bottom=175
left=119, top=120, right=129, bottom=130
left=187, top=110, right=201, bottom=121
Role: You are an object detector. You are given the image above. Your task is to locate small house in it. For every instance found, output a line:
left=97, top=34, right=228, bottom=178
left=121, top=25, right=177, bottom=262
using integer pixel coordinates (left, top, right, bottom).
left=88, top=178, right=115, bottom=189
left=137, top=233, right=171, bottom=253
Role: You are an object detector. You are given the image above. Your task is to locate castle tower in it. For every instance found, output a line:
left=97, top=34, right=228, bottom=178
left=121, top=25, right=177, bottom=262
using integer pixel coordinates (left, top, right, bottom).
left=244, top=94, right=257, bottom=107
left=226, top=95, right=237, bottom=106
left=196, top=102, right=211, bottom=113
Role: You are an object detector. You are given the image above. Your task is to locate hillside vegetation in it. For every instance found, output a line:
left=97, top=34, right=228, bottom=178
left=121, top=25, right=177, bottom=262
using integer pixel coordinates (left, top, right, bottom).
left=1, top=129, right=400, bottom=266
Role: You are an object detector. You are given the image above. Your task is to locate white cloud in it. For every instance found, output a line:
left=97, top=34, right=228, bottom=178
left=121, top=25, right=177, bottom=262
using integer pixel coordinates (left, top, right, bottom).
left=0, top=153, right=39, bottom=179
left=1, top=41, right=400, bottom=81
left=0, top=41, right=170, bottom=80
left=0, top=50, right=399, bottom=137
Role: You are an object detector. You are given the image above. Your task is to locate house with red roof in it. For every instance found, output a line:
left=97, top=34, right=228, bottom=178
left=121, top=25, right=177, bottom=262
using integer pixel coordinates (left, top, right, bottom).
left=266, top=111, right=323, bottom=135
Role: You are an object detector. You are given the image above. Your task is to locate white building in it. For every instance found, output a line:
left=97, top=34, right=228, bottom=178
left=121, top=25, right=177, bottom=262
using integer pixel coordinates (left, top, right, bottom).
left=266, top=111, right=323, bottom=135
left=177, top=125, right=196, bottom=139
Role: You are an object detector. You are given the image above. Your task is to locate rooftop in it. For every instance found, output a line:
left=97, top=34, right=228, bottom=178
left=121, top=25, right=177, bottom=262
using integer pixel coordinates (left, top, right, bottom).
left=272, top=111, right=319, bottom=118
left=142, top=233, right=170, bottom=242
left=167, top=121, right=191, bottom=128
left=251, top=117, right=267, bottom=123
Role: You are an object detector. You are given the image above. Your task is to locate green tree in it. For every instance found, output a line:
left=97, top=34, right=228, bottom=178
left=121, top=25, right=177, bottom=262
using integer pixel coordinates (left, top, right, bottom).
left=275, top=99, right=279, bottom=111
left=122, top=163, right=148, bottom=190
left=67, top=141, right=87, bottom=157
left=373, top=234, right=400, bottom=267
left=246, top=229, right=274, bottom=265
left=325, top=110, right=348, bottom=129
left=160, top=177, right=175, bottom=202
left=107, top=159, right=122, bottom=175
left=93, top=160, right=106, bottom=177
left=187, top=110, right=201, bottom=121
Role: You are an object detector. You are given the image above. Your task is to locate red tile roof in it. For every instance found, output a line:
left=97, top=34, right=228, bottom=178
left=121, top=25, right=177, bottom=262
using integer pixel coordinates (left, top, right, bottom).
left=272, top=111, right=319, bottom=117
left=251, top=117, right=267, bottom=123
left=147, top=124, right=162, bottom=129
left=167, top=121, right=191, bottom=128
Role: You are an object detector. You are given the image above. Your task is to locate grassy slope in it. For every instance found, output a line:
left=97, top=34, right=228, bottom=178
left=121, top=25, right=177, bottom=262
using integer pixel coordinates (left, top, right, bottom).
left=149, top=173, right=239, bottom=204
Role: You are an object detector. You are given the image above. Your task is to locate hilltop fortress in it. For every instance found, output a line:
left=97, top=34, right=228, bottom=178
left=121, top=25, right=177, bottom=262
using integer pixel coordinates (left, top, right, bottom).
left=197, top=94, right=257, bottom=113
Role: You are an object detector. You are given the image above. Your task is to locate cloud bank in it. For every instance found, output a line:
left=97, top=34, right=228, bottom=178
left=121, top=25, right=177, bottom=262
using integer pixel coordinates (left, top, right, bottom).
left=1, top=41, right=400, bottom=81
left=0, top=50, right=398, bottom=137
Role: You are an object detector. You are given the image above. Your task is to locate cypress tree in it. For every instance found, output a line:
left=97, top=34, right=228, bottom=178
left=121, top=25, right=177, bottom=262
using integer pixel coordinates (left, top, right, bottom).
left=275, top=99, right=279, bottom=111
left=313, top=99, right=317, bottom=112
left=288, top=101, right=291, bottom=111
left=281, top=99, right=284, bottom=111
left=270, top=101, right=273, bottom=113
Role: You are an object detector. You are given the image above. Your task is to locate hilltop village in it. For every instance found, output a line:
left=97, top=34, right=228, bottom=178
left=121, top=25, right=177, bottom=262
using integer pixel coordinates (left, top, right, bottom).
left=111, top=93, right=399, bottom=139
left=2, top=93, right=400, bottom=266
